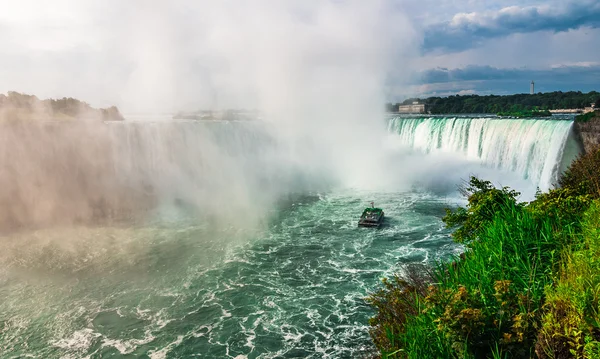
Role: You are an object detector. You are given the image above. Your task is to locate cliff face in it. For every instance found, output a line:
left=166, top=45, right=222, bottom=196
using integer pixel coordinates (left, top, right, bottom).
left=0, top=122, right=155, bottom=232
left=0, top=92, right=130, bottom=231
left=0, top=91, right=125, bottom=122
left=575, top=112, right=600, bottom=154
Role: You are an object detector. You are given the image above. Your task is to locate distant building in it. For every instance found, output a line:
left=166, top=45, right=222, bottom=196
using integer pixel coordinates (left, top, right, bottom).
left=398, top=101, right=428, bottom=114
left=584, top=103, right=597, bottom=114
left=530, top=80, right=535, bottom=95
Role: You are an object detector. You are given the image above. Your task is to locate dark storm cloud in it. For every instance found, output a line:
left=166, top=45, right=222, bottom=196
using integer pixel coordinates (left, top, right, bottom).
left=421, top=65, right=600, bottom=85
left=423, top=0, right=600, bottom=52
left=411, top=64, right=600, bottom=96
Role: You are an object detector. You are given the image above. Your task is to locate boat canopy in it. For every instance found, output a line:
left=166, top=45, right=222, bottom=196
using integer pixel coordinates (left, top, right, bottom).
left=363, top=207, right=383, bottom=212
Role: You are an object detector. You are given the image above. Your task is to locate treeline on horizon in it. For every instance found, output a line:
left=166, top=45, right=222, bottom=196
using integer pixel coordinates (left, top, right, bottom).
left=386, top=91, right=600, bottom=114
left=0, top=91, right=124, bottom=122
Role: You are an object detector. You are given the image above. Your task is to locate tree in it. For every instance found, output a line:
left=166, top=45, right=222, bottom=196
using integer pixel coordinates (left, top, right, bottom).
left=443, top=177, right=522, bottom=243
left=394, top=91, right=600, bottom=114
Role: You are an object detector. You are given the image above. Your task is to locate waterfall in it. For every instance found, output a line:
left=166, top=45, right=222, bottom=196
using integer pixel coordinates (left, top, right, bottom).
left=106, top=120, right=277, bottom=185
left=0, top=116, right=581, bottom=230
left=0, top=120, right=293, bottom=229
left=387, top=116, right=582, bottom=191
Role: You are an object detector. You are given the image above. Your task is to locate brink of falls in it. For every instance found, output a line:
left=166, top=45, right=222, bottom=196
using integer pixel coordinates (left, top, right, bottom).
left=387, top=116, right=582, bottom=191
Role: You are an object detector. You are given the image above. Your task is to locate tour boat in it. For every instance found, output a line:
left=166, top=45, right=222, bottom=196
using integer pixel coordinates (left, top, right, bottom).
left=358, top=202, right=384, bottom=228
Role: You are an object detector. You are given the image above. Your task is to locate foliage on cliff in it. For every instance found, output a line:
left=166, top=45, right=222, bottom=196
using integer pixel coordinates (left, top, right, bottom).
left=536, top=201, right=600, bottom=358
left=575, top=111, right=599, bottom=123
left=386, top=91, right=600, bottom=114
left=368, top=146, right=600, bottom=358
left=0, top=91, right=124, bottom=122
left=559, top=146, right=600, bottom=199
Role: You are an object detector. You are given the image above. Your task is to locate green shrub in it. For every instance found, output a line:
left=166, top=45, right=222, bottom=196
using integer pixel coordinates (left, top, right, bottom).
left=368, top=200, right=562, bottom=358
left=575, top=111, right=598, bottom=123
left=443, top=177, right=522, bottom=243
left=559, top=145, right=600, bottom=199
left=527, top=187, right=591, bottom=234
left=536, top=200, right=600, bottom=359
left=427, top=205, right=560, bottom=358
left=366, top=264, right=442, bottom=358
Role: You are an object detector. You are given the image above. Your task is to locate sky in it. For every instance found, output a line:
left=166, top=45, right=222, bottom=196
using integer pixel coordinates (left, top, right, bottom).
left=0, top=0, right=598, bottom=111
left=397, top=0, right=600, bottom=99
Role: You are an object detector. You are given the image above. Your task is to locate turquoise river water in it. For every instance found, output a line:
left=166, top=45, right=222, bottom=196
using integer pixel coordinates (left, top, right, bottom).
left=0, top=115, right=579, bottom=358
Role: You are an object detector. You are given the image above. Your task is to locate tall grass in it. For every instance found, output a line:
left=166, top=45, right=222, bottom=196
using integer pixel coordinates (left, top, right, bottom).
left=368, top=146, right=600, bottom=358
left=536, top=200, right=600, bottom=358
left=427, top=203, right=562, bottom=357
left=369, top=201, right=569, bottom=358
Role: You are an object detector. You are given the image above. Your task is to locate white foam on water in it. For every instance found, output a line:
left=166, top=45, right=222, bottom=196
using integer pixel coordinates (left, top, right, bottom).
left=51, top=328, right=101, bottom=352
left=101, top=329, right=156, bottom=355
left=147, top=335, right=184, bottom=359
left=2, top=188, right=462, bottom=358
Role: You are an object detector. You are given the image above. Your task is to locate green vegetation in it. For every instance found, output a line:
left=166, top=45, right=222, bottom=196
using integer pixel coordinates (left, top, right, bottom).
left=537, top=203, right=600, bottom=358
left=386, top=91, right=600, bottom=114
left=497, top=109, right=552, bottom=118
left=575, top=111, right=599, bottom=123
left=368, top=145, right=600, bottom=358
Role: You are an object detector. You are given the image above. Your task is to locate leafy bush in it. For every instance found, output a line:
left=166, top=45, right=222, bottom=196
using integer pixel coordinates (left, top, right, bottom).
left=369, top=195, right=563, bottom=358
left=426, top=205, right=560, bottom=358
left=575, top=111, right=598, bottom=123
left=536, top=200, right=600, bottom=359
left=527, top=187, right=591, bottom=234
left=366, top=264, right=441, bottom=358
left=442, top=177, right=522, bottom=243
left=559, top=145, right=600, bottom=199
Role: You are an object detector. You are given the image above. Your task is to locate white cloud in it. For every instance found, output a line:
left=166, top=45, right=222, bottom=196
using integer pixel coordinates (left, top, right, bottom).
left=423, top=0, right=600, bottom=52
left=1, top=0, right=598, bottom=108
left=550, top=61, right=600, bottom=69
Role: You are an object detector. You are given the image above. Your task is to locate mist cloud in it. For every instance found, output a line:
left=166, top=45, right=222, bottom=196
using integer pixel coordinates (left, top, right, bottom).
left=0, top=1, right=416, bottom=114
left=0, top=1, right=420, bottom=231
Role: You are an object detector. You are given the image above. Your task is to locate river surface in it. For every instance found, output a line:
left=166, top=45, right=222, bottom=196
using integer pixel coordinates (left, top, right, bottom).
left=0, top=115, right=578, bottom=358
left=0, top=189, right=460, bottom=358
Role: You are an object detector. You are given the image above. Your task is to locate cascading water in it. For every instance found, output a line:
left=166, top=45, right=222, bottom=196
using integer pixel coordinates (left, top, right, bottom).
left=0, top=119, right=330, bottom=230
left=103, top=120, right=335, bottom=222
left=106, top=120, right=282, bottom=211
left=0, top=115, right=582, bottom=358
left=387, top=116, right=582, bottom=191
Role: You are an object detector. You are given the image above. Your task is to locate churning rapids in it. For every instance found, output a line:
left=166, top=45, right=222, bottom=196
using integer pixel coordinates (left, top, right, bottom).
left=0, top=115, right=580, bottom=358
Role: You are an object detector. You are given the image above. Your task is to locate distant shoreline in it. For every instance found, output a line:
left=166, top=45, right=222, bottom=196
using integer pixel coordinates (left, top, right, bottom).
left=387, top=90, right=600, bottom=115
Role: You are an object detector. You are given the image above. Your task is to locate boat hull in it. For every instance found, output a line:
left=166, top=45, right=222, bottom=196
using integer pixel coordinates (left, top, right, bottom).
left=358, top=212, right=384, bottom=228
